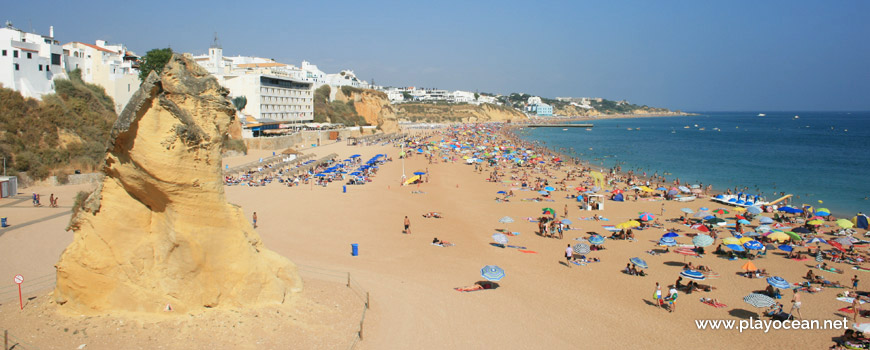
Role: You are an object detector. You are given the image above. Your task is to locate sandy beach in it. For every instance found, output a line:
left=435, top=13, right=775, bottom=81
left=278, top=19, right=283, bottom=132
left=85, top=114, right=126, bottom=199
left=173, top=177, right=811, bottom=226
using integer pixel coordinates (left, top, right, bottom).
left=1, top=125, right=867, bottom=349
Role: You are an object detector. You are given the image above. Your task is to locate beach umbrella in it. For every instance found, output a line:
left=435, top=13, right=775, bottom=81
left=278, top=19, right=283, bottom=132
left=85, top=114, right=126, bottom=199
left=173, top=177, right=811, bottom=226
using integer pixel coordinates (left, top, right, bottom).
left=767, top=232, right=790, bottom=242
left=630, top=257, right=648, bottom=269
left=706, top=217, right=726, bottom=225
left=713, top=209, right=729, bottom=215
left=492, top=233, right=509, bottom=245
left=657, top=187, right=668, bottom=191
left=767, top=276, right=790, bottom=289
left=691, top=224, right=710, bottom=233
left=784, top=231, right=802, bottom=241
left=738, top=219, right=751, bottom=225
left=806, top=237, right=827, bottom=245
left=561, top=219, right=573, bottom=225
left=693, top=211, right=711, bottom=218
left=834, top=237, right=854, bottom=247
left=674, top=248, right=699, bottom=261
left=743, top=240, right=764, bottom=250
left=350, top=154, right=361, bottom=158
left=722, top=237, right=741, bottom=245
left=662, top=232, right=680, bottom=238
left=741, top=261, right=757, bottom=271
left=837, top=219, right=854, bottom=229
left=588, top=235, right=606, bottom=245
left=744, top=231, right=761, bottom=237
left=747, top=206, right=763, bottom=215
left=538, top=190, right=550, bottom=195
left=692, top=234, right=714, bottom=247
left=807, top=219, right=824, bottom=226
left=744, top=293, right=776, bottom=308
left=498, top=216, right=515, bottom=224
left=612, top=189, right=623, bottom=194
left=497, top=191, right=507, bottom=194
left=733, top=207, right=747, bottom=212
left=699, top=207, right=709, bottom=211
left=680, top=270, right=706, bottom=281
left=679, top=186, right=691, bottom=193
left=481, top=265, right=505, bottom=282
left=544, top=186, right=556, bottom=192
left=681, top=208, right=694, bottom=214
left=413, top=171, right=426, bottom=176
left=659, top=237, right=677, bottom=246
left=639, top=213, right=655, bottom=221
left=759, top=217, right=774, bottom=224
left=756, top=225, right=772, bottom=233
left=542, top=208, right=556, bottom=216
left=777, top=244, right=794, bottom=252
left=573, top=243, right=591, bottom=254
left=616, top=220, right=641, bottom=229
left=816, top=208, right=831, bottom=216
left=726, top=244, right=746, bottom=252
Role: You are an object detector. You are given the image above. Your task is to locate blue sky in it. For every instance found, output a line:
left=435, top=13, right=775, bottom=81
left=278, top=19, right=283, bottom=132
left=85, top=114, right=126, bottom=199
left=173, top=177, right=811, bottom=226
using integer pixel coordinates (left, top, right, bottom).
left=7, top=0, right=870, bottom=111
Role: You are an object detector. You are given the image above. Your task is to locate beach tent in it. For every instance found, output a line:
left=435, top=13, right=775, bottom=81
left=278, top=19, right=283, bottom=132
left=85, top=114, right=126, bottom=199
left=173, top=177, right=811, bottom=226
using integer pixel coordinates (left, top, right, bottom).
left=612, top=193, right=624, bottom=202
left=854, top=215, right=869, bottom=230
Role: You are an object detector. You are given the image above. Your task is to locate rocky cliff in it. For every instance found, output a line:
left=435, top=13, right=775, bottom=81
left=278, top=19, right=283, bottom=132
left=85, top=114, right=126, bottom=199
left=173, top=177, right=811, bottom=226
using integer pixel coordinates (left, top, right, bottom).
left=394, top=103, right=526, bottom=124
left=53, top=54, right=302, bottom=314
left=333, top=88, right=398, bottom=133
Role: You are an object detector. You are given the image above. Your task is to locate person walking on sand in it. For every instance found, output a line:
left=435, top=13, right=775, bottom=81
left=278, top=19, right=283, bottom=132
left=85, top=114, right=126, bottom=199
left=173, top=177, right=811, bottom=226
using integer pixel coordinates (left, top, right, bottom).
left=853, top=275, right=860, bottom=291
left=565, top=244, right=574, bottom=265
left=252, top=212, right=258, bottom=228
left=404, top=216, right=411, bottom=234
left=564, top=204, right=568, bottom=218
left=790, top=289, right=802, bottom=320
left=654, top=282, right=663, bottom=308
left=668, top=287, right=678, bottom=313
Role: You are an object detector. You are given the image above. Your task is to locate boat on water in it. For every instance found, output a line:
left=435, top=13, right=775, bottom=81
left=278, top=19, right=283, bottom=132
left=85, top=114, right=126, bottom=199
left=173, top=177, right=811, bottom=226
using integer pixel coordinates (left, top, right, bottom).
left=710, top=194, right=769, bottom=208
left=699, top=128, right=705, bottom=131
left=585, top=128, right=592, bottom=131
left=683, top=126, right=690, bottom=129
left=627, top=128, right=633, bottom=130
left=757, top=113, right=766, bottom=117
left=794, top=115, right=800, bottom=119
left=562, top=128, right=568, bottom=131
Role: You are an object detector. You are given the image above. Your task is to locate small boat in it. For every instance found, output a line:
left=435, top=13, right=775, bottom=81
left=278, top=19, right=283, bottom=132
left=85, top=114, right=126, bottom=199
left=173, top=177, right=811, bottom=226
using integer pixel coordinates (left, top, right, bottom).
left=627, top=128, right=633, bottom=130
left=794, top=115, right=800, bottom=119
left=562, top=128, right=568, bottom=131
left=699, top=128, right=705, bottom=131
left=585, top=128, right=592, bottom=131
left=683, top=126, right=690, bottom=129
left=757, top=113, right=766, bottom=117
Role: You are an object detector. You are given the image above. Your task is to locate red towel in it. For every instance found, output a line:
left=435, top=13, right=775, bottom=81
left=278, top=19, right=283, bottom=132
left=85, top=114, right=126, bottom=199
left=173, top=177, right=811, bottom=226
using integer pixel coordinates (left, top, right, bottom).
left=518, top=250, right=538, bottom=254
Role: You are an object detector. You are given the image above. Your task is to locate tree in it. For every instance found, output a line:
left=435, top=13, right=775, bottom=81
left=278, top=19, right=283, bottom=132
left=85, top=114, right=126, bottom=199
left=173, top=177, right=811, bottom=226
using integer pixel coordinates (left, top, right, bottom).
left=231, top=96, right=247, bottom=111
left=474, top=92, right=480, bottom=100
left=401, top=91, right=412, bottom=100
left=138, top=48, right=173, bottom=81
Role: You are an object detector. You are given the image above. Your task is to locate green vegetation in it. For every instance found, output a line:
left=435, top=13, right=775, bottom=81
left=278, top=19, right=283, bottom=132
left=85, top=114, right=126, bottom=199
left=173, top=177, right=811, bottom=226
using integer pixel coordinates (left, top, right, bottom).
left=313, top=85, right=369, bottom=126
left=72, top=190, right=91, bottom=213
left=0, top=72, right=116, bottom=180
left=231, top=96, right=247, bottom=111
left=589, top=99, right=667, bottom=114
left=138, top=48, right=173, bottom=81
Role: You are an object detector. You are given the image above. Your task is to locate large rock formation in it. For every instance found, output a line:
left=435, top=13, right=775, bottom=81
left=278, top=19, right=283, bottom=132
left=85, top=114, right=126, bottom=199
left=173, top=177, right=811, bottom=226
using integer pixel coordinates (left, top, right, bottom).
left=394, top=102, right=527, bottom=124
left=53, top=54, right=302, bottom=314
left=333, top=88, right=398, bottom=133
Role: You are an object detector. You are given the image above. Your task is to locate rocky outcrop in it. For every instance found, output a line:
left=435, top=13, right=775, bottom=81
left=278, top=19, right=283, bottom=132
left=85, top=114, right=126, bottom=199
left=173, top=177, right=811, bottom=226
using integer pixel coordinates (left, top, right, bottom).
left=334, top=89, right=398, bottom=133
left=394, top=103, right=526, bottom=123
left=553, top=105, right=599, bottom=117
left=53, top=54, right=302, bottom=314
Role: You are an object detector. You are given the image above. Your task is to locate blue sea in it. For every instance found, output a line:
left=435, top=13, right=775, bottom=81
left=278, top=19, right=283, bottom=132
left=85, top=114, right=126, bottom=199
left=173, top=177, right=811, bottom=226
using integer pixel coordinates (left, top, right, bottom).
left=517, top=111, right=870, bottom=217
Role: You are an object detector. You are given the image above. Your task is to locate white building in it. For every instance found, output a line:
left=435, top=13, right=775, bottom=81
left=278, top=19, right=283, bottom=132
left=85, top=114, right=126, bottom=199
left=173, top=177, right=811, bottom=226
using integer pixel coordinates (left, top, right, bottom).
left=324, top=69, right=369, bottom=89
left=527, top=96, right=543, bottom=105
left=449, top=90, right=476, bottom=103
left=383, top=87, right=405, bottom=102
left=62, top=40, right=140, bottom=112
left=0, top=23, right=64, bottom=99
left=477, top=95, right=498, bottom=105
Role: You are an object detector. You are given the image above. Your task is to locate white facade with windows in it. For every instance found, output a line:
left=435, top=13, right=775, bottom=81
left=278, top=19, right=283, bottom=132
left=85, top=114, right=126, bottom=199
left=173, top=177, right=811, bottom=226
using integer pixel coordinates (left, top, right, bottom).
left=0, top=24, right=64, bottom=99
left=62, top=40, right=140, bottom=112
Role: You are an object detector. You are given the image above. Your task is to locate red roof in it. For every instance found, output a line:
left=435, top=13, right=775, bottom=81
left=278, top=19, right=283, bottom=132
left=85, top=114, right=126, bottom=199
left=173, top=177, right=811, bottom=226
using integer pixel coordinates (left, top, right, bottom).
left=69, top=42, right=117, bottom=54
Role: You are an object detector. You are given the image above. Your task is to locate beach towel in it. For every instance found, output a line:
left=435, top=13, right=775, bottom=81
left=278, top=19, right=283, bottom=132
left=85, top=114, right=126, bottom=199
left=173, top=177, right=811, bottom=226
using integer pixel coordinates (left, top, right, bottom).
left=570, top=260, right=586, bottom=266
left=853, top=266, right=870, bottom=272
left=701, top=300, right=727, bottom=308
left=837, top=297, right=866, bottom=304
left=506, top=245, right=527, bottom=249
left=518, top=250, right=538, bottom=254
left=791, top=257, right=809, bottom=261
left=702, top=272, right=720, bottom=279
left=817, top=267, right=844, bottom=274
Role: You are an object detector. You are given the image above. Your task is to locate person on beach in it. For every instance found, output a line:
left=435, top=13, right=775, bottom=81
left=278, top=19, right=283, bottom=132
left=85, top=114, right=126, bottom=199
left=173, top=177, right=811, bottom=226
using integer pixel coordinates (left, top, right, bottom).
left=668, top=287, right=678, bottom=313
left=790, top=289, right=802, bottom=320
left=565, top=244, right=574, bottom=265
left=252, top=212, right=257, bottom=228
left=404, top=216, right=411, bottom=234
left=655, top=282, right=663, bottom=308
left=853, top=275, right=860, bottom=290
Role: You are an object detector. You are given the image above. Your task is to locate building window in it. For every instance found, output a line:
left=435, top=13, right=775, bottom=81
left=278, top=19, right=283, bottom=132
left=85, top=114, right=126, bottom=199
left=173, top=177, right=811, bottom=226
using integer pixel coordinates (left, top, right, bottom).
left=27, top=52, right=32, bottom=59
left=13, top=50, right=18, bottom=58
left=1, top=50, right=5, bottom=56
left=14, top=63, right=19, bottom=71
left=51, top=53, right=61, bottom=66
left=39, top=64, right=43, bottom=71
left=46, top=64, right=49, bottom=71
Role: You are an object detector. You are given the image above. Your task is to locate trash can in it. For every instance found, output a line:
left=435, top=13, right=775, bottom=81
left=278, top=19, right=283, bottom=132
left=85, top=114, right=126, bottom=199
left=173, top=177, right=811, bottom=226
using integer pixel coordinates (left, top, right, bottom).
left=272, top=152, right=276, bottom=156
left=1, top=217, right=7, bottom=227
left=343, top=185, right=347, bottom=193
left=351, top=244, right=359, bottom=256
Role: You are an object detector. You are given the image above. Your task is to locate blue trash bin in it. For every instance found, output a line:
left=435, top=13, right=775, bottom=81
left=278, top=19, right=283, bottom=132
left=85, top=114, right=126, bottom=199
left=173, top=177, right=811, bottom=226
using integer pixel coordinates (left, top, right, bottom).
left=351, top=244, right=359, bottom=256
left=1, top=217, right=6, bottom=228
left=343, top=185, right=347, bottom=193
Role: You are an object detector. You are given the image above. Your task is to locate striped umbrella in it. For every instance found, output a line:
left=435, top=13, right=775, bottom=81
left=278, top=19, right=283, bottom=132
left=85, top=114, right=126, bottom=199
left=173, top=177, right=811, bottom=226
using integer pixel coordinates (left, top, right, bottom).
left=498, top=216, right=515, bottom=224
left=492, top=233, right=509, bottom=245
left=573, top=243, right=591, bottom=255
left=767, top=276, right=790, bottom=289
left=680, top=270, right=706, bottom=281
left=784, top=231, right=802, bottom=241
left=743, top=231, right=761, bottom=237
left=767, top=232, right=790, bottom=242
left=675, top=248, right=699, bottom=258
left=816, top=251, right=824, bottom=262
left=692, top=234, right=714, bottom=247
left=835, top=237, right=854, bottom=247
left=713, top=209, right=729, bottom=215
left=726, top=244, right=746, bottom=252
left=630, top=257, right=648, bottom=269
left=588, top=235, right=606, bottom=245
left=481, top=265, right=505, bottom=281
left=744, top=293, right=776, bottom=308
left=639, top=213, right=655, bottom=221
left=659, top=237, right=677, bottom=246
left=743, top=240, right=764, bottom=250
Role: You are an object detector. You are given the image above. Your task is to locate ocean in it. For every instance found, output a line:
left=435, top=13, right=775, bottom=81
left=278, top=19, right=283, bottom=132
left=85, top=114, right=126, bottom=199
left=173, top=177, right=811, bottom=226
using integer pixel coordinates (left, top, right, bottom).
left=517, top=111, right=870, bottom=217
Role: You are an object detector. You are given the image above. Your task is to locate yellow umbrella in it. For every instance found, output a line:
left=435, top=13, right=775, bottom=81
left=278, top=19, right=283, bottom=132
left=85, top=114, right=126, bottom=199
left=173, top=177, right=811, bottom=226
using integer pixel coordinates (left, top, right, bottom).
left=837, top=219, right=854, bottom=228
left=807, top=219, right=824, bottom=225
left=616, top=220, right=641, bottom=229
left=767, top=232, right=790, bottom=242
left=733, top=207, right=747, bottom=212
left=738, top=237, right=754, bottom=244
left=722, top=237, right=741, bottom=245
left=639, top=186, right=654, bottom=193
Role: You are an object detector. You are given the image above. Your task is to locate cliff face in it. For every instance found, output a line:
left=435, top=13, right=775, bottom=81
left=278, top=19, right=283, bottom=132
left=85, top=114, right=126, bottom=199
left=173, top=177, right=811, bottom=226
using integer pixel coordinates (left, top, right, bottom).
left=394, top=103, right=526, bottom=124
left=333, top=88, right=398, bottom=133
left=553, top=105, right=599, bottom=117
left=53, top=54, right=302, bottom=315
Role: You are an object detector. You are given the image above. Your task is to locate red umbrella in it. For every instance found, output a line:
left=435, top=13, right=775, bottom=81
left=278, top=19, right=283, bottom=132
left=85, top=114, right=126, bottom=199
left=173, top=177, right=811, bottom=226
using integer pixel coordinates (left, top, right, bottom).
left=736, top=215, right=746, bottom=220
left=691, top=224, right=710, bottom=233
left=612, top=189, right=623, bottom=194
left=830, top=241, right=846, bottom=252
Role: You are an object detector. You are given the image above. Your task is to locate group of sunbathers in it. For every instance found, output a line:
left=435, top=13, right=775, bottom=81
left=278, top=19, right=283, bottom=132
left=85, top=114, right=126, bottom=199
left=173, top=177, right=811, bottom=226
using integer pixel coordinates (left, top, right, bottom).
left=422, top=212, right=443, bottom=218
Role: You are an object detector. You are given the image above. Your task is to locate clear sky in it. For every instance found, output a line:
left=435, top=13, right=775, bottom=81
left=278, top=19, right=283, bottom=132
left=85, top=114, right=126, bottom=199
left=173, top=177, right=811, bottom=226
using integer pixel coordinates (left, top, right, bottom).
left=7, top=0, right=870, bottom=111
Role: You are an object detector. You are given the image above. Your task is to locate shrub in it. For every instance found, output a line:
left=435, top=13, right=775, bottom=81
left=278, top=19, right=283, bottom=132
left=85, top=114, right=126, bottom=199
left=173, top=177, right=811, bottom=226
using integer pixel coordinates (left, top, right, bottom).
left=72, top=190, right=90, bottom=212
left=56, top=171, right=69, bottom=185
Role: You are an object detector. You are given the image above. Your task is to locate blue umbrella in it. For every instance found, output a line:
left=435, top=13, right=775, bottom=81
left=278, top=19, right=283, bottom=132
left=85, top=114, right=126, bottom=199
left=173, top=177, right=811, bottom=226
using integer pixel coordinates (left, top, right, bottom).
left=699, top=207, right=709, bottom=211
left=743, top=240, right=764, bottom=250
left=738, top=219, right=751, bottom=225
left=807, top=237, right=827, bottom=244
left=662, top=232, right=680, bottom=238
left=414, top=171, right=426, bottom=175
left=538, top=190, right=549, bottom=195
left=656, top=187, right=668, bottom=191
left=588, top=235, right=605, bottom=245
left=561, top=219, right=573, bottom=225
left=816, top=211, right=831, bottom=216
left=630, top=257, right=648, bottom=269
left=759, top=217, right=774, bottom=224
left=350, top=154, right=361, bottom=158
left=314, top=173, right=327, bottom=177
left=497, top=191, right=507, bottom=194
left=726, top=244, right=746, bottom=252
left=778, top=244, right=794, bottom=252
left=703, top=215, right=715, bottom=220
left=681, top=208, right=694, bottom=214
left=659, top=237, right=677, bottom=246
left=767, top=276, right=790, bottom=289
left=481, top=265, right=505, bottom=282
left=747, top=206, right=763, bottom=215
left=680, top=270, right=706, bottom=281
left=544, top=186, right=556, bottom=191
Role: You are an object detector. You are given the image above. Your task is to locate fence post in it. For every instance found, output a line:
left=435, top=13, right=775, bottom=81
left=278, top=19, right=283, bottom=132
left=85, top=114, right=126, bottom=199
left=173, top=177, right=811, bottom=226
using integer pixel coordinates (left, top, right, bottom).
left=359, top=321, right=364, bottom=340
left=347, top=272, right=351, bottom=288
left=4, top=329, right=7, bottom=350
left=366, top=292, right=370, bottom=309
